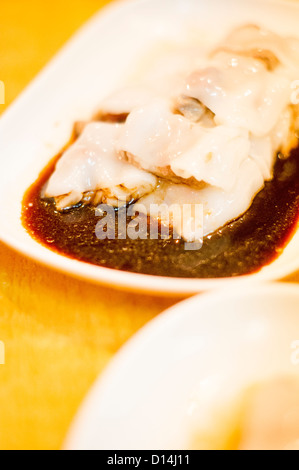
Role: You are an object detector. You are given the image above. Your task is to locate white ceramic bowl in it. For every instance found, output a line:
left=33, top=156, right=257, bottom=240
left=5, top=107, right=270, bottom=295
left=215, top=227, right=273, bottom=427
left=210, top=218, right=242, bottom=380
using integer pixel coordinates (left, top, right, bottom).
left=64, top=283, right=299, bottom=450
left=0, top=0, right=299, bottom=294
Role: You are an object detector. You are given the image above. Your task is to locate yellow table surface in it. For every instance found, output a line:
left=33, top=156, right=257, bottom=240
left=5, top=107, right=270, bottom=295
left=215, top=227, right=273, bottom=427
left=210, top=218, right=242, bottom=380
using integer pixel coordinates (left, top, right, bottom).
left=0, top=0, right=299, bottom=451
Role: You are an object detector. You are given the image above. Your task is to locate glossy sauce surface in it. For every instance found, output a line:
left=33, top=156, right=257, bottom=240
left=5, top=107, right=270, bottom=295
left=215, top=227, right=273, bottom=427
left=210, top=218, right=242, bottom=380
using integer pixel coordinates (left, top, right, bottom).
left=22, top=144, right=299, bottom=278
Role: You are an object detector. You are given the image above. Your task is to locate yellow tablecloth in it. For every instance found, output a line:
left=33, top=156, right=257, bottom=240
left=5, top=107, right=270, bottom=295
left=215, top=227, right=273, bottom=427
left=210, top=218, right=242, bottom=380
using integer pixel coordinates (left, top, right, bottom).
left=0, top=0, right=298, bottom=451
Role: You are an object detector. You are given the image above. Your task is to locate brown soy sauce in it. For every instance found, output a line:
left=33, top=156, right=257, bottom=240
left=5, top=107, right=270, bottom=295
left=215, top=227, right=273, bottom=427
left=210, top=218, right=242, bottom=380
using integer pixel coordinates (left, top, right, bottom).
left=22, top=144, right=299, bottom=279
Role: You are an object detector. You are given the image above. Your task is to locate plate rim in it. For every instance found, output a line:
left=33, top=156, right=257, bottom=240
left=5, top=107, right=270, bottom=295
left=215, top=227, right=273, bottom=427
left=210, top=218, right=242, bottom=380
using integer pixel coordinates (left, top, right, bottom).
left=64, top=281, right=299, bottom=449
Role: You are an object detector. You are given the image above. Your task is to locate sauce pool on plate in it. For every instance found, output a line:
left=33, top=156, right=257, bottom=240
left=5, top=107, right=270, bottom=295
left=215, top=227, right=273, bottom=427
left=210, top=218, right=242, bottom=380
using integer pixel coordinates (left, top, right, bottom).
left=22, top=143, right=299, bottom=279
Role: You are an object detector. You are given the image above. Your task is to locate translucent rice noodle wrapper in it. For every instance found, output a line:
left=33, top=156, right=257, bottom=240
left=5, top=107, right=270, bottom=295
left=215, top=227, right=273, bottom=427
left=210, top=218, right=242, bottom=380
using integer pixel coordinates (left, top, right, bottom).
left=183, top=53, right=292, bottom=137
left=44, top=25, right=299, bottom=241
left=45, top=122, right=158, bottom=210
left=97, top=86, right=158, bottom=116
left=118, top=99, right=263, bottom=192
left=134, top=156, right=264, bottom=241
left=220, top=24, right=299, bottom=71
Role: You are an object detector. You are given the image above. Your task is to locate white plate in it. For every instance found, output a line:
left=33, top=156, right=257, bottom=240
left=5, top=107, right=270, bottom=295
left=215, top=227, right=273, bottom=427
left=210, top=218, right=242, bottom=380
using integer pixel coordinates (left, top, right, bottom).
left=64, top=283, right=299, bottom=450
left=1, top=0, right=299, bottom=295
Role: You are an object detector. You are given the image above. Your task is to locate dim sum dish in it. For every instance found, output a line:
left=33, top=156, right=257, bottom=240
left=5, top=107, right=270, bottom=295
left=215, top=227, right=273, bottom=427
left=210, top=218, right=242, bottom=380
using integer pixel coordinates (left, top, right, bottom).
left=1, top=0, right=299, bottom=293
